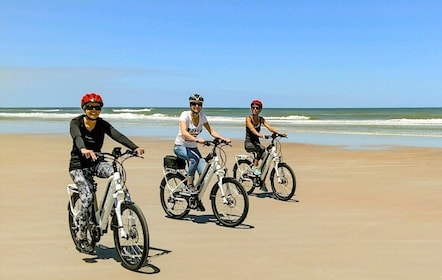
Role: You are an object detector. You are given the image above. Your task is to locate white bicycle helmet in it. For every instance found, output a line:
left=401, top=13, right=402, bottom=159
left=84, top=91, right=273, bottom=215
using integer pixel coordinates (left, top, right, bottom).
left=188, top=94, right=204, bottom=104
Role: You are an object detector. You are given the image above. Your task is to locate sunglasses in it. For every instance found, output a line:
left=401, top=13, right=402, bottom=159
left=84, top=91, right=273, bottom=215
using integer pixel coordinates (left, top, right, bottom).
left=251, top=106, right=261, bottom=110
left=190, top=102, right=203, bottom=106
left=85, top=105, right=102, bottom=111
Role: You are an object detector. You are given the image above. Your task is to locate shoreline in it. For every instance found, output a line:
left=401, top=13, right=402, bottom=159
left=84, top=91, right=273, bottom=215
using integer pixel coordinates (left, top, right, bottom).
left=2, top=106, right=442, bottom=149
left=2, top=132, right=442, bottom=150
left=1, top=134, right=441, bottom=279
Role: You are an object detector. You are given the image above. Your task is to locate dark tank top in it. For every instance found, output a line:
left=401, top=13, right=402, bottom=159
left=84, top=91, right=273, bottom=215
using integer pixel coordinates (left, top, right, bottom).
left=245, top=115, right=263, bottom=143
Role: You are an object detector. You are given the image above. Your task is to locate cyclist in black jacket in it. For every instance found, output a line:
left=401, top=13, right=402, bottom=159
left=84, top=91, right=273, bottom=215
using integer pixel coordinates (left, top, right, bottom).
left=69, top=92, right=144, bottom=253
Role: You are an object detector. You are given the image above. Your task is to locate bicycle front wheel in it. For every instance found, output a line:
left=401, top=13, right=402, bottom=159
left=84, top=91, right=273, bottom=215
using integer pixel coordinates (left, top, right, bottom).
left=232, top=159, right=255, bottom=194
left=159, top=172, right=190, bottom=219
left=112, top=202, right=149, bottom=271
left=270, top=163, right=296, bottom=201
left=210, top=177, right=249, bottom=227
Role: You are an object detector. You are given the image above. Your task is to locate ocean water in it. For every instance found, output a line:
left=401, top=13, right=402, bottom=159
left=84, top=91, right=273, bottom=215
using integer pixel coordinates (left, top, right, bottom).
left=1, top=107, right=441, bottom=148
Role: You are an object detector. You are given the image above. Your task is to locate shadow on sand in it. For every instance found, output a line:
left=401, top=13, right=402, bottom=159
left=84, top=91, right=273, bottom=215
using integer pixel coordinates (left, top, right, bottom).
left=81, top=244, right=172, bottom=274
left=168, top=213, right=254, bottom=229
left=250, top=191, right=300, bottom=203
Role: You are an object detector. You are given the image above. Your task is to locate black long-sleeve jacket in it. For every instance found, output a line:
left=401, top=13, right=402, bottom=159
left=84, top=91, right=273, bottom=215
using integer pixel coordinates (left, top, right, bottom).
left=69, top=115, right=138, bottom=171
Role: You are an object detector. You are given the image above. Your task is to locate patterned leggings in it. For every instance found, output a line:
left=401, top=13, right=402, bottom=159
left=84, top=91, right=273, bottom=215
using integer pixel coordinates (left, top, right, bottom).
left=69, top=161, right=113, bottom=239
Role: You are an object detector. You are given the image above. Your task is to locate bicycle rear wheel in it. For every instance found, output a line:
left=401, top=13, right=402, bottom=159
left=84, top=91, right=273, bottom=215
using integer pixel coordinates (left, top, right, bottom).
left=159, top=172, right=190, bottom=219
left=211, top=177, right=249, bottom=227
left=112, top=202, right=149, bottom=271
left=67, top=192, right=97, bottom=253
left=270, top=163, right=296, bottom=201
left=232, top=159, right=255, bottom=194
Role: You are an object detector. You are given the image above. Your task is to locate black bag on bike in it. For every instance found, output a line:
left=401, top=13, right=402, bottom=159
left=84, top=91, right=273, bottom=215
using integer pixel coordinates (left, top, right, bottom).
left=163, top=155, right=186, bottom=170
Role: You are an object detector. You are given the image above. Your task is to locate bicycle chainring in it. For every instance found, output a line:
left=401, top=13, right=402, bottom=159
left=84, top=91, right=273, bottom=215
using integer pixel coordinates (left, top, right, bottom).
left=252, top=176, right=262, bottom=188
left=188, top=196, right=198, bottom=209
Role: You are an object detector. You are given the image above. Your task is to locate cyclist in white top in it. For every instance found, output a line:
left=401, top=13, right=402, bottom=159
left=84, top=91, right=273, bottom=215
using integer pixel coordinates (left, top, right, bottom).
left=174, top=94, right=230, bottom=195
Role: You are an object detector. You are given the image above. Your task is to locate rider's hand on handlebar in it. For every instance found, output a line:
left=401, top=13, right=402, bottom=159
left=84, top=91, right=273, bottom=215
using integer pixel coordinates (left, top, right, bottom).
left=134, top=147, right=144, bottom=156
left=81, top=148, right=98, bottom=161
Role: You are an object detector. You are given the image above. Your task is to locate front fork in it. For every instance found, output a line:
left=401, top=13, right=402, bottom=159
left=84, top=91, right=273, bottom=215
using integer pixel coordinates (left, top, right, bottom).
left=271, top=155, right=283, bottom=183
left=114, top=199, right=127, bottom=239
left=214, top=165, right=230, bottom=204
left=113, top=180, right=130, bottom=239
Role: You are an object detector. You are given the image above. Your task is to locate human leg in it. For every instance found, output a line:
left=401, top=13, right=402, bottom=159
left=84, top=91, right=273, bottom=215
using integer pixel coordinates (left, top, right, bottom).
left=245, top=141, right=264, bottom=175
left=174, top=145, right=198, bottom=193
left=186, top=147, right=202, bottom=183
left=69, top=168, right=95, bottom=253
left=94, top=161, right=114, bottom=178
left=174, top=145, right=202, bottom=182
left=173, top=145, right=188, bottom=162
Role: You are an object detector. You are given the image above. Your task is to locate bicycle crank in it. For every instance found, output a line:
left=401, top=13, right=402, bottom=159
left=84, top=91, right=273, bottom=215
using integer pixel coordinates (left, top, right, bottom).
left=188, top=196, right=198, bottom=209
left=252, top=176, right=262, bottom=188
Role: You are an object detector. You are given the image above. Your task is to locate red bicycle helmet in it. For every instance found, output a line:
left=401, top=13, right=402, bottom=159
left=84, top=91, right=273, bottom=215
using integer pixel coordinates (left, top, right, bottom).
left=251, top=99, right=262, bottom=108
left=81, top=93, right=104, bottom=108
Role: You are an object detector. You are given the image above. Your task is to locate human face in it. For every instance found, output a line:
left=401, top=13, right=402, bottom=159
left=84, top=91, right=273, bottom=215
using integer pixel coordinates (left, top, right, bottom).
left=190, top=102, right=203, bottom=113
left=84, top=103, right=102, bottom=119
left=251, top=105, right=261, bottom=114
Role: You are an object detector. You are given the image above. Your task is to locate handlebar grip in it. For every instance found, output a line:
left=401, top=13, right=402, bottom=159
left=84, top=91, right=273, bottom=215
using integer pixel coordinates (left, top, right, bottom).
left=132, top=150, right=145, bottom=158
left=203, top=141, right=211, bottom=146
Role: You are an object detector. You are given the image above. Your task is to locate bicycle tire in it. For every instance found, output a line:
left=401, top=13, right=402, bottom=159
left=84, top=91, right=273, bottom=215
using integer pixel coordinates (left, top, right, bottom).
left=159, top=172, right=190, bottom=219
left=210, top=177, right=249, bottom=227
left=270, top=163, right=296, bottom=201
left=112, top=202, right=149, bottom=271
left=232, top=159, right=255, bottom=195
left=67, top=192, right=97, bottom=252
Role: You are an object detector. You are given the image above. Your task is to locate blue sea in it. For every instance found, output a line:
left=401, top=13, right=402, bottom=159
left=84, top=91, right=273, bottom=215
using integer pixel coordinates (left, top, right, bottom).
left=1, top=107, right=441, bottom=148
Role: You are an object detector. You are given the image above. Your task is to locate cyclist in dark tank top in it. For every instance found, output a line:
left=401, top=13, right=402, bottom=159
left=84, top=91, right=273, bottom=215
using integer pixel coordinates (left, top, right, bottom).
left=244, top=99, right=286, bottom=176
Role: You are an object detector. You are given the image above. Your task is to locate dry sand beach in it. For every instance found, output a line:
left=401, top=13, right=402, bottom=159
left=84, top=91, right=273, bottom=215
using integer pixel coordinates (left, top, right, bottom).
left=0, top=134, right=441, bottom=279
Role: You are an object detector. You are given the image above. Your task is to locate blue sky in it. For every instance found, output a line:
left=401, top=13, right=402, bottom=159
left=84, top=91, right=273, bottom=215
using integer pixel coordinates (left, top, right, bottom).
left=1, top=0, right=441, bottom=108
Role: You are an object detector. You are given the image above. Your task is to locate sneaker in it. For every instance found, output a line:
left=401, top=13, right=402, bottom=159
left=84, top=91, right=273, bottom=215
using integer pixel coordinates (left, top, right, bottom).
left=252, top=166, right=261, bottom=176
left=77, top=239, right=95, bottom=255
left=196, top=200, right=205, bottom=212
left=181, top=184, right=199, bottom=196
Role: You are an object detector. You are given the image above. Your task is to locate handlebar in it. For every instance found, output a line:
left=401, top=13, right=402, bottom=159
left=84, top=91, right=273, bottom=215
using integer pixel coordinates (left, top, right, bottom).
left=94, top=147, right=142, bottom=185
left=264, top=133, right=287, bottom=140
left=203, top=138, right=231, bottom=147
left=201, top=138, right=231, bottom=164
left=96, top=147, right=144, bottom=160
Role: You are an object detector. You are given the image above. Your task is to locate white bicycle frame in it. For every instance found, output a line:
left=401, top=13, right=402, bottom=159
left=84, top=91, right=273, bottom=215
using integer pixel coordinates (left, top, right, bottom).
left=67, top=170, right=130, bottom=239
left=235, top=142, right=281, bottom=180
left=163, top=150, right=230, bottom=203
